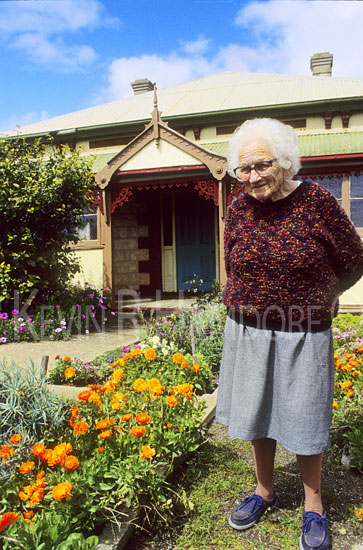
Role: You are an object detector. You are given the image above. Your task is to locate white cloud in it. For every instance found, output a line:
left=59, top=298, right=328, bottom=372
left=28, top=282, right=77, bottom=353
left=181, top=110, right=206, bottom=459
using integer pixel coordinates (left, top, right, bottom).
left=235, top=0, right=363, bottom=77
left=0, top=110, right=50, bottom=135
left=181, top=35, right=210, bottom=56
left=0, top=0, right=118, bottom=71
left=95, top=0, right=363, bottom=106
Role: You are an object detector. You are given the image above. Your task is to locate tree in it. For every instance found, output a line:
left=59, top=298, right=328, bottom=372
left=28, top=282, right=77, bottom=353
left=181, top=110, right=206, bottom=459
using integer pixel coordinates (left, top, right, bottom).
left=0, top=137, right=98, bottom=307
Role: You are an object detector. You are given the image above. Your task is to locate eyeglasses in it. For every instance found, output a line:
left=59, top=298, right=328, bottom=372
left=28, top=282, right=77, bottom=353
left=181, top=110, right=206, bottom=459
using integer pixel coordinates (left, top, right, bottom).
left=233, top=158, right=277, bottom=181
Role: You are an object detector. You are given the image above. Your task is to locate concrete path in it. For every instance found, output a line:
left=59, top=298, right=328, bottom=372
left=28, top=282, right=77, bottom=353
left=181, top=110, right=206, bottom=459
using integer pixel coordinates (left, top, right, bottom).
left=0, top=324, right=140, bottom=374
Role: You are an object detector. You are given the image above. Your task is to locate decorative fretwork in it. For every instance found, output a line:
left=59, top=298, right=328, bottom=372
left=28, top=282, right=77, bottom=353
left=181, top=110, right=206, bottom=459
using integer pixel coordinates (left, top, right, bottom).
left=89, top=188, right=104, bottom=215
left=111, top=187, right=133, bottom=212
left=194, top=179, right=219, bottom=205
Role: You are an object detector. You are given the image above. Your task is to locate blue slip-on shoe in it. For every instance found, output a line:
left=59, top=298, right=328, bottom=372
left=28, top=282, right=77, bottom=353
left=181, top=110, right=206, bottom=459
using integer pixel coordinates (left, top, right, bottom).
left=228, top=492, right=278, bottom=531
left=300, top=511, right=330, bottom=550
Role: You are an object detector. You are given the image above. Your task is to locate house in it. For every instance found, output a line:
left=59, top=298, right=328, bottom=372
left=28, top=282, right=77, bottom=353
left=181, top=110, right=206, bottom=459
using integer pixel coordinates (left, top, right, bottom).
left=11, top=52, right=363, bottom=309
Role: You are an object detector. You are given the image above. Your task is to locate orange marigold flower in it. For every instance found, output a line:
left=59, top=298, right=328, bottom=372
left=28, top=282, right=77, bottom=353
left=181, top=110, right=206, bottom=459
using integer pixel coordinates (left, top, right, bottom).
left=0, top=444, right=15, bottom=464
left=131, top=348, right=143, bottom=357
left=192, top=363, right=201, bottom=373
left=19, top=485, right=33, bottom=501
left=64, top=367, right=75, bottom=379
left=10, top=434, right=22, bottom=445
left=140, top=445, right=156, bottom=459
left=37, top=470, right=45, bottom=479
left=130, top=426, right=145, bottom=437
left=98, top=430, right=112, bottom=439
left=332, top=400, right=338, bottom=409
left=180, top=361, right=188, bottom=369
left=347, top=389, right=354, bottom=398
left=353, top=370, right=361, bottom=377
left=96, top=418, right=112, bottom=430
left=55, top=442, right=72, bottom=456
left=167, top=423, right=173, bottom=428
left=73, top=421, right=89, bottom=434
left=19, top=462, right=35, bottom=474
left=30, top=488, right=44, bottom=506
left=341, top=380, right=352, bottom=390
left=133, top=378, right=147, bottom=393
left=172, top=352, right=184, bottom=364
left=166, top=396, right=178, bottom=407
left=71, top=405, right=79, bottom=416
left=354, top=506, right=363, bottom=520
left=135, top=413, right=151, bottom=425
left=358, top=347, right=363, bottom=353
left=55, top=354, right=60, bottom=359
left=23, top=510, right=34, bottom=519
left=63, top=356, right=71, bottom=361
left=39, top=448, right=53, bottom=463
left=0, top=512, right=20, bottom=533
left=64, top=455, right=79, bottom=470
left=31, top=443, right=45, bottom=456
left=78, top=390, right=92, bottom=401
left=52, top=482, right=72, bottom=501
left=333, top=353, right=340, bottom=360
left=144, top=348, right=157, bottom=361
left=97, top=447, right=105, bottom=453
left=345, top=353, right=354, bottom=359
left=103, top=380, right=117, bottom=393
left=335, top=359, right=343, bottom=368
left=112, top=368, right=124, bottom=382
left=121, top=414, right=133, bottom=421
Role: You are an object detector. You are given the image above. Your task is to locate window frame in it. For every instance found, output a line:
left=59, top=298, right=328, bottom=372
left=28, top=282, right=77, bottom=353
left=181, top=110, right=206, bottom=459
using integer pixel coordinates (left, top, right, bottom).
left=70, top=206, right=103, bottom=250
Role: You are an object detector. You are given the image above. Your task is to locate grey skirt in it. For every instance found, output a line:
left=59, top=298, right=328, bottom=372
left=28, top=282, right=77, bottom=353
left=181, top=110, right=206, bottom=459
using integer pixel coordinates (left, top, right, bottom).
left=215, top=316, right=335, bottom=455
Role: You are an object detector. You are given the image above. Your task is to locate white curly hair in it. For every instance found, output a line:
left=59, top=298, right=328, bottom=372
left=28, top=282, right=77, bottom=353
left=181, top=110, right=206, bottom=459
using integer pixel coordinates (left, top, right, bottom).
left=228, top=118, right=301, bottom=179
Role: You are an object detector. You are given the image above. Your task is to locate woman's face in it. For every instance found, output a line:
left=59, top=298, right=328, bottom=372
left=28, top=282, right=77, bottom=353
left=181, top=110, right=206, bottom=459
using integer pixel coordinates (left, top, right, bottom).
left=237, top=141, right=286, bottom=202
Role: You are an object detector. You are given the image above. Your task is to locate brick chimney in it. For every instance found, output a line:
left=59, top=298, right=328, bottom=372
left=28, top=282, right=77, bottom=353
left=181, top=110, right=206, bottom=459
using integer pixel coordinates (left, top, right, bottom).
left=310, top=52, right=333, bottom=77
left=131, top=78, right=154, bottom=95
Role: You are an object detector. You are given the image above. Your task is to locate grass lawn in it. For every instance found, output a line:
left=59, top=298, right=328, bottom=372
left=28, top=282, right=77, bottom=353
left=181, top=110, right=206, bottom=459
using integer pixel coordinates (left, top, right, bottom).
left=127, top=423, right=363, bottom=550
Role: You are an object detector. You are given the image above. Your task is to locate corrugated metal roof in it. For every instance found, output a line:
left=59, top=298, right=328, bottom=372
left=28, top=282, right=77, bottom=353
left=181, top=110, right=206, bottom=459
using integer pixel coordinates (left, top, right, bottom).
left=204, top=132, right=363, bottom=158
left=9, top=71, right=363, bottom=137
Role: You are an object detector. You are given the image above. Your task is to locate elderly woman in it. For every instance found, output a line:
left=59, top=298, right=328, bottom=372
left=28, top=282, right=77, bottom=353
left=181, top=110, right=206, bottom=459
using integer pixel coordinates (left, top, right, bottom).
left=215, top=118, right=363, bottom=550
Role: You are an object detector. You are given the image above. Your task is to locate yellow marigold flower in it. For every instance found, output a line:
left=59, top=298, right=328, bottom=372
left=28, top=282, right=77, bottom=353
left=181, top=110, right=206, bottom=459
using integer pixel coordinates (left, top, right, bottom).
left=112, top=368, right=124, bottom=382
left=341, top=380, right=352, bottom=390
left=332, top=401, right=338, bottom=409
left=54, top=442, right=72, bottom=456
left=64, top=455, right=79, bottom=470
left=147, top=378, right=164, bottom=395
left=0, top=444, right=15, bottom=464
left=98, top=430, right=112, bottom=439
left=334, top=381, right=338, bottom=387
left=30, top=443, right=45, bottom=456
left=0, top=512, right=20, bottom=533
left=63, top=356, right=71, bottom=361
left=52, top=482, right=72, bottom=501
left=333, top=353, right=340, bottom=360
left=135, top=413, right=151, bottom=425
left=347, top=389, right=354, bottom=398
left=19, top=462, right=35, bottom=474
left=64, top=367, right=75, bottom=379
left=335, top=359, right=343, bottom=368
left=140, top=445, right=156, bottom=459
left=171, top=383, right=194, bottom=400
left=130, top=426, right=145, bottom=437
left=10, top=434, right=22, bottom=445
left=103, top=380, right=117, bottom=393
left=133, top=378, right=147, bottom=393
left=73, top=421, right=89, bottom=434
left=78, top=390, right=92, bottom=401
left=96, top=419, right=112, bottom=430
left=121, top=414, right=133, bottom=421
left=345, top=353, right=354, bottom=360
left=144, top=348, right=157, bottom=361
left=166, top=396, right=178, bottom=407
left=354, top=506, right=363, bottom=520
left=131, top=348, right=143, bottom=357
left=172, top=353, right=184, bottom=364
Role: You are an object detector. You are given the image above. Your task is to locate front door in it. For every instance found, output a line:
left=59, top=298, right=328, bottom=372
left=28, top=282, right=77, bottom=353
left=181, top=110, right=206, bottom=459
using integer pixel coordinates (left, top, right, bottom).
left=175, top=192, right=216, bottom=291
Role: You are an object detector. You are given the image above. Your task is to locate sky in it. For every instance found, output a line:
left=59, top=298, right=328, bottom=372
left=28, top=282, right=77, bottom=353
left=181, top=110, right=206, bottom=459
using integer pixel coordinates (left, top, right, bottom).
left=0, top=0, right=363, bottom=133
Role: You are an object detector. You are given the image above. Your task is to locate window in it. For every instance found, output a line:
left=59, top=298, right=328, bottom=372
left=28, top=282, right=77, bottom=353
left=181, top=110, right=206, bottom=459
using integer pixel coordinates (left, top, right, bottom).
left=316, top=173, right=363, bottom=236
left=76, top=207, right=98, bottom=241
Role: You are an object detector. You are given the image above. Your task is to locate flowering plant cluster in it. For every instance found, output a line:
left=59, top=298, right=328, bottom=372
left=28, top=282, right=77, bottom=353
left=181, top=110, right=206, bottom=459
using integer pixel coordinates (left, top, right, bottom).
left=0, top=346, right=208, bottom=548
left=331, top=344, right=363, bottom=472
left=0, top=282, right=114, bottom=344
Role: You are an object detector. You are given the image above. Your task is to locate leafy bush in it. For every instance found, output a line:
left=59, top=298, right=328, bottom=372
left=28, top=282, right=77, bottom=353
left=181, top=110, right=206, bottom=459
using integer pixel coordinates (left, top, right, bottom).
left=0, top=136, right=97, bottom=308
left=48, top=356, right=110, bottom=387
left=0, top=347, right=209, bottom=548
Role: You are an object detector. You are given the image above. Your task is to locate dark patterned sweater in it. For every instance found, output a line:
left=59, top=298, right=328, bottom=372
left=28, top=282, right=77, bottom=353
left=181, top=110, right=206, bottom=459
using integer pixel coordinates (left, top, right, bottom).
left=223, top=181, right=363, bottom=332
